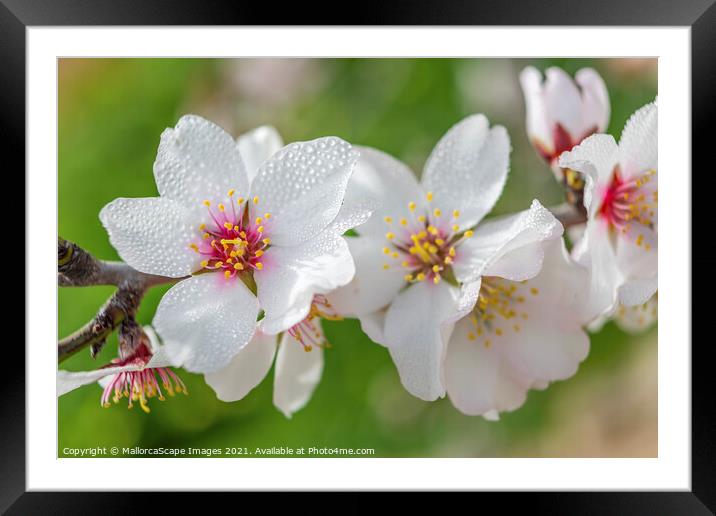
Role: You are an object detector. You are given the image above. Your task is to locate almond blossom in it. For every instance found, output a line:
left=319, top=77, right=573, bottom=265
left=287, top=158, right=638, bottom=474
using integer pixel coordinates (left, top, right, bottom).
left=444, top=239, right=590, bottom=417
left=559, top=100, right=657, bottom=318
left=57, top=326, right=187, bottom=413
left=100, top=116, right=363, bottom=374
left=329, top=114, right=570, bottom=401
left=520, top=66, right=610, bottom=186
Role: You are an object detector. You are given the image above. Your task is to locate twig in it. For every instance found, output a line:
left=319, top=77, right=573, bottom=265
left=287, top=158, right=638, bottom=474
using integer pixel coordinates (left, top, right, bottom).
left=58, top=237, right=182, bottom=363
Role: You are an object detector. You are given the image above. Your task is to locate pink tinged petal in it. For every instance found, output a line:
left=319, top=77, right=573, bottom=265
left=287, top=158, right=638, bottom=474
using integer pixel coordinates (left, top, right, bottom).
left=237, top=125, right=284, bottom=182
left=383, top=280, right=460, bottom=401
left=575, top=68, right=610, bottom=134
left=580, top=220, right=622, bottom=322
left=453, top=200, right=562, bottom=284
left=618, top=100, right=657, bottom=179
left=421, top=114, right=510, bottom=230
left=327, top=235, right=405, bottom=317
left=615, top=294, right=658, bottom=333
left=543, top=67, right=584, bottom=139
left=152, top=273, right=259, bottom=374
left=204, top=331, right=277, bottom=402
left=249, top=137, right=359, bottom=247
left=99, top=197, right=197, bottom=278
left=273, top=326, right=325, bottom=418
left=256, top=229, right=355, bottom=335
left=153, top=115, right=250, bottom=208
left=519, top=66, right=553, bottom=153
left=347, top=146, right=424, bottom=239
left=559, top=133, right=619, bottom=215
left=445, top=318, right=529, bottom=416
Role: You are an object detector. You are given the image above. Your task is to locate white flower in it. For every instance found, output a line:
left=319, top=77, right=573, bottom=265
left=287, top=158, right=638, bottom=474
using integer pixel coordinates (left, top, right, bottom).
left=520, top=66, right=610, bottom=173
left=204, top=294, right=338, bottom=417
left=444, top=239, right=590, bottom=418
left=100, top=116, right=363, bottom=374
left=588, top=292, right=658, bottom=334
left=559, top=100, right=657, bottom=319
left=57, top=327, right=187, bottom=413
left=329, top=114, right=565, bottom=401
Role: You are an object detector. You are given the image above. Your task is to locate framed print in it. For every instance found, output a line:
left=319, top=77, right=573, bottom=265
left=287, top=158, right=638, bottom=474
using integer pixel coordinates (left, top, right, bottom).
left=5, top=0, right=713, bottom=511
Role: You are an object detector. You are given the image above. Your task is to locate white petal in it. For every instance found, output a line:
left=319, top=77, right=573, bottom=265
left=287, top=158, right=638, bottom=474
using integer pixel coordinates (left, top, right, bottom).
left=559, top=134, right=619, bottom=215
left=453, top=200, right=562, bottom=284
left=331, top=200, right=375, bottom=236
left=543, top=67, right=583, bottom=138
left=347, top=146, right=424, bottom=239
left=99, top=197, right=198, bottom=277
left=327, top=235, right=405, bottom=317
left=256, top=229, right=355, bottom=335
left=422, top=115, right=510, bottom=229
left=250, top=137, right=359, bottom=247
left=58, top=365, right=137, bottom=397
left=618, top=276, right=658, bottom=307
left=575, top=68, right=610, bottom=134
left=357, top=309, right=388, bottom=346
left=237, top=125, right=284, bottom=182
left=273, top=327, right=325, bottom=418
left=580, top=220, right=622, bottom=321
left=383, top=280, right=460, bottom=401
left=618, top=100, right=657, bottom=179
left=152, top=273, right=259, bottom=374
left=204, top=331, right=277, bottom=402
left=615, top=294, right=658, bottom=333
left=445, top=318, right=529, bottom=416
left=519, top=66, right=553, bottom=151
left=154, top=115, right=250, bottom=208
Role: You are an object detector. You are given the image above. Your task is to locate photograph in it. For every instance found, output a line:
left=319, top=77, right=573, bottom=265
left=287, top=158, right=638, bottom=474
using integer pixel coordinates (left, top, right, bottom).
left=57, top=57, right=658, bottom=459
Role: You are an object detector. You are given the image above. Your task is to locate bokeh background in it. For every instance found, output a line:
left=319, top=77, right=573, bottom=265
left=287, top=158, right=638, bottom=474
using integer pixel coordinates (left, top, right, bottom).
left=58, top=58, right=657, bottom=457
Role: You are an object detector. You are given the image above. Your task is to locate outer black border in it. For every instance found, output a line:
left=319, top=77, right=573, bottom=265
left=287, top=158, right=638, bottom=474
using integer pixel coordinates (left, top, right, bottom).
left=6, top=0, right=714, bottom=511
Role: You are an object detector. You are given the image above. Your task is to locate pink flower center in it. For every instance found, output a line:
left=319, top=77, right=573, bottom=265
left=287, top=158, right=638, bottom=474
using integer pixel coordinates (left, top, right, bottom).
left=381, top=192, right=473, bottom=285
left=287, top=295, right=341, bottom=351
left=189, top=191, right=272, bottom=280
left=100, top=343, right=187, bottom=414
left=599, top=167, right=657, bottom=249
left=533, top=123, right=598, bottom=165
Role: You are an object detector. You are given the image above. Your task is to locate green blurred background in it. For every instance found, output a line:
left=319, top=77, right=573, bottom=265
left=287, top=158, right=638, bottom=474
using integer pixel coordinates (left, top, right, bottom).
left=58, top=58, right=657, bottom=457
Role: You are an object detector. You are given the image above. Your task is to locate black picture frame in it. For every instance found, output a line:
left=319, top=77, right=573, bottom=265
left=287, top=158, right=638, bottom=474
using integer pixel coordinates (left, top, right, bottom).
left=5, top=0, right=713, bottom=511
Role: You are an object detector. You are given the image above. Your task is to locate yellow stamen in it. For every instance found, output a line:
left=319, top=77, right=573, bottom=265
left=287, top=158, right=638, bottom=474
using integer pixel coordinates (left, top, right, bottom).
left=200, top=260, right=209, bottom=267
left=255, top=250, right=264, bottom=257
left=386, top=232, right=395, bottom=241
left=464, top=230, right=474, bottom=238
left=253, top=196, right=259, bottom=205
left=264, top=213, right=271, bottom=219
left=262, top=238, right=271, bottom=245
left=433, top=208, right=442, bottom=217
left=228, top=189, right=235, bottom=197
left=257, top=226, right=264, bottom=233
left=433, top=275, right=441, bottom=284
left=384, top=216, right=393, bottom=224
left=218, top=203, right=225, bottom=212
left=416, top=273, right=426, bottom=281
left=224, top=270, right=231, bottom=279
left=453, top=210, right=460, bottom=218
left=255, top=217, right=263, bottom=225
left=426, top=191, right=434, bottom=202
left=408, top=201, right=416, bottom=212
left=255, top=262, right=264, bottom=270
left=202, top=200, right=211, bottom=207
left=224, top=222, right=233, bottom=230
left=234, top=263, right=244, bottom=270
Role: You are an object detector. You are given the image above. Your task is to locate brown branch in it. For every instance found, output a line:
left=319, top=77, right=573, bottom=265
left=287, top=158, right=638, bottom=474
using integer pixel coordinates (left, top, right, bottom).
left=58, top=237, right=183, bottom=363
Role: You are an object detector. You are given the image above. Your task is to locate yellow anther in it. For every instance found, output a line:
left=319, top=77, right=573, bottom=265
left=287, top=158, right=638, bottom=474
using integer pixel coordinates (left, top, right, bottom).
left=399, top=218, right=408, bottom=226
left=257, top=226, right=264, bottom=233
left=427, top=225, right=438, bottom=235
left=189, top=244, right=199, bottom=252
left=426, top=191, right=434, bottom=202
left=495, top=328, right=503, bottom=336
left=234, top=263, right=244, bottom=270
left=444, top=256, right=453, bottom=265
left=433, top=208, right=442, bottom=217
left=402, top=261, right=410, bottom=268
left=433, top=275, right=441, bottom=284
left=262, top=238, right=271, bottom=245
left=239, top=231, right=247, bottom=239
left=228, top=189, right=235, bottom=197
left=449, top=247, right=456, bottom=257
left=215, top=261, right=223, bottom=268
left=513, top=324, right=521, bottom=332
left=253, top=196, right=259, bottom=205
left=435, top=238, right=444, bottom=245
left=202, top=200, right=211, bottom=207
left=453, top=210, right=460, bottom=218
left=384, top=216, right=393, bottom=224
left=224, top=270, right=231, bottom=279
left=484, top=340, right=492, bottom=349
left=391, top=252, right=399, bottom=259
left=256, top=217, right=263, bottom=225
left=428, top=245, right=438, bottom=254
left=224, top=222, right=234, bottom=230
left=234, top=225, right=239, bottom=231
left=383, top=247, right=391, bottom=255
left=408, top=201, right=416, bottom=212
left=467, top=332, right=476, bottom=341
left=383, top=264, right=390, bottom=270
left=452, top=224, right=460, bottom=232
left=255, top=250, right=264, bottom=257
left=418, top=215, right=426, bottom=223
left=416, top=273, right=426, bottom=281
left=218, top=203, right=225, bottom=212
left=386, top=232, right=395, bottom=240
left=404, top=274, right=413, bottom=282
left=464, top=230, right=474, bottom=238
left=237, top=197, right=244, bottom=205
left=255, top=262, right=264, bottom=270
left=203, top=233, right=210, bottom=239
left=264, top=213, right=271, bottom=219
left=418, top=230, right=427, bottom=239
left=199, top=223, right=206, bottom=230
left=200, top=260, right=209, bottom=267
left=432, top=265, right=440, bottom=273
left=530, top=287, right=539, bottom=296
